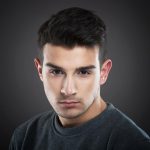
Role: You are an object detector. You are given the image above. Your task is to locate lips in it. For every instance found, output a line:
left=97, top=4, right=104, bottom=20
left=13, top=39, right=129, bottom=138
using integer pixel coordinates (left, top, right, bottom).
left=58, top=100, right=80, bottom=108
left=59, top=100, right=79, bottom=103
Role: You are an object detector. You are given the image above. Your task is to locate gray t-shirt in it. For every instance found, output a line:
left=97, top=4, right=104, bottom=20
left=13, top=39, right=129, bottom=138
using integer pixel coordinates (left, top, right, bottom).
left=9, top=103, right=150, bottom=150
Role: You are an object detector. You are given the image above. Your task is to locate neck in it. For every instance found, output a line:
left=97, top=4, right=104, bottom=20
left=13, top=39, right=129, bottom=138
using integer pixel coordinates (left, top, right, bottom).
left=58, top=97, right=106, bottom=127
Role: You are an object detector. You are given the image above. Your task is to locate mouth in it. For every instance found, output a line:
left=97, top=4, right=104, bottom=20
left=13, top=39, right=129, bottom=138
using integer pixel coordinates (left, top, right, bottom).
left=58, top=100, right=80, bottom=108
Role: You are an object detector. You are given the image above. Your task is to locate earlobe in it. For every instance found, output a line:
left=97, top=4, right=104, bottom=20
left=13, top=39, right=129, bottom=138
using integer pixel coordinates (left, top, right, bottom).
left=100, top=59, right=112, bottom=85
left=34, top=58, right=43, bottom=81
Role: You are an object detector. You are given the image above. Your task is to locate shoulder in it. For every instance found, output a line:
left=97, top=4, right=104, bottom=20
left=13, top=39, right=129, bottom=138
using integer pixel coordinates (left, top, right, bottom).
left=113, top=107, right=149, bottom=139
left=13, top=110, right=55, bottom=140
left=9, top=110, right=55, bottom=149
left=17, top=110, right=54, bottom=129
left=107, top=104, right=150, bottom=149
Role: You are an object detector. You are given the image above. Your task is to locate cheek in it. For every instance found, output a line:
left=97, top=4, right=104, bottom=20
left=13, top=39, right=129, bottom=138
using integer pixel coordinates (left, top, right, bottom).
left=78, top=75, right=100, bottom=96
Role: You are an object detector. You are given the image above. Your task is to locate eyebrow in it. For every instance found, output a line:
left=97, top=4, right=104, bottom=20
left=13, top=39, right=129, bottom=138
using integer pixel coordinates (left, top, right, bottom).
left=45, top=63, right=96, bottom=71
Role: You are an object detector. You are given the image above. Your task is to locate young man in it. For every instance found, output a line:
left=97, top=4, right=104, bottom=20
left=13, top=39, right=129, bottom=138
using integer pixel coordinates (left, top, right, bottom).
left=9, top=7, right=150, bottom=150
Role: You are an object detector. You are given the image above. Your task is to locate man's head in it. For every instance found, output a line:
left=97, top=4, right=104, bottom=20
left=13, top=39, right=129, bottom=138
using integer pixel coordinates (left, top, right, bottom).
left=35, top=7, right=112, bottom=125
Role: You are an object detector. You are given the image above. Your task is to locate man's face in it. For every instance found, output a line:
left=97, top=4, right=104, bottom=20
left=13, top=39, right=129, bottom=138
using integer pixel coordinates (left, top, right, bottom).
left=35, top=44, right=111, bottom=120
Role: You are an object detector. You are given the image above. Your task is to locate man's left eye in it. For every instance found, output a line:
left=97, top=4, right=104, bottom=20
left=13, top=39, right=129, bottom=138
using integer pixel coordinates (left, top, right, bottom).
left=78, top=70, right=91, bottom=76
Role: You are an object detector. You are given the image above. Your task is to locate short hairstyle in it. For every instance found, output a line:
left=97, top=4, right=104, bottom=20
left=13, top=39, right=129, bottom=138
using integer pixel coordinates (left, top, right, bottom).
left=38, top=7, right=107, bottom=63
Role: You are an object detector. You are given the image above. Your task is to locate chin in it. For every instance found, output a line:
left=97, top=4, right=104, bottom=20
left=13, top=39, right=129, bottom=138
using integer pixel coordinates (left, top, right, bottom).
left=58, top=111, right=84, bottom=119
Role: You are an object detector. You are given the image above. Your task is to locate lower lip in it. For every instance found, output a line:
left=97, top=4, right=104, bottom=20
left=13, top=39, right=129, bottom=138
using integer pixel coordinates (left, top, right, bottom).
left=59, top=102, right=79, bottom=108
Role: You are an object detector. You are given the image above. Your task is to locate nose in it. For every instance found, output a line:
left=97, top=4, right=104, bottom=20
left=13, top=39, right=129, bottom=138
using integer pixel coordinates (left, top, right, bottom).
left=60, top=76, right=77, bottom=96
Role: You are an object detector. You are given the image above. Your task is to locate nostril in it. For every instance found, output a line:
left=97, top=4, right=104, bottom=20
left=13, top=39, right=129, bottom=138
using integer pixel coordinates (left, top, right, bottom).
left=60, top=87, right=77, bottom=96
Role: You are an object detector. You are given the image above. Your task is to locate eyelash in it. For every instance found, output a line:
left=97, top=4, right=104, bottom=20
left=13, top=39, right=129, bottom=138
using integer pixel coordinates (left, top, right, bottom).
left=49, top=69, right=91, bottom=77
left=78, top=70, right=91, bottom=75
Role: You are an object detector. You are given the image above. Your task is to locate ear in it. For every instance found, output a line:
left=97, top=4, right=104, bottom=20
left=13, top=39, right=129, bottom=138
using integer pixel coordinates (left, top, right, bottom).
left=34, top=58, right=43, bottom=81
left=100, top=59, right=112, bottom=85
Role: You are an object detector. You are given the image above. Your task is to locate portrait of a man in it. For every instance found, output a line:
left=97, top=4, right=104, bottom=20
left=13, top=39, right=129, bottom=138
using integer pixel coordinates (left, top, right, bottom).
left=8, top=7, right=150, bottom=150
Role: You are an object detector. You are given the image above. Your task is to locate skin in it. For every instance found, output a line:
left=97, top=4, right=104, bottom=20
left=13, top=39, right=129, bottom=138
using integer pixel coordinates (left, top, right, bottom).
left=34, top=44, right=112, bottom=127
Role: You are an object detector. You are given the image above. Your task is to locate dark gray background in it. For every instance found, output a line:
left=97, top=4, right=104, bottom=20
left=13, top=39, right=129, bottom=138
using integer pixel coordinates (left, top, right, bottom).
left=1, top=0, right=150, bottom=149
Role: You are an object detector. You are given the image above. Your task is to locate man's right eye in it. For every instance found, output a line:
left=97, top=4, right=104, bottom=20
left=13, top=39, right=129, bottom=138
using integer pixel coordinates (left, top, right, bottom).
left=49, top=69, right=64, bottom=76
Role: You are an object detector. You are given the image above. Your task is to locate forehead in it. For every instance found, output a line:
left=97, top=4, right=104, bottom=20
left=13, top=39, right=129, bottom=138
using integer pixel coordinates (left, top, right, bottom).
left=43, top=44, right=100, bottom=69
